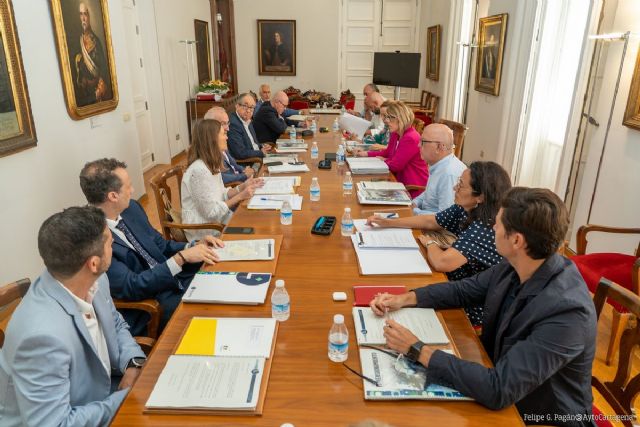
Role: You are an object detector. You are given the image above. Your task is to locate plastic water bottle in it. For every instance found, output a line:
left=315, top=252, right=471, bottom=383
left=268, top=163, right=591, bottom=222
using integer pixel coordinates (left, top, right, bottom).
left=341, top=208, right=354, bottom=236
left=280, top=200, right=292, bottom=225
left=289, top=126, right=296, bottom=141
left=311, top=141, right=319, bottom=159
left=336, top=144, right=345, bottom=166
left=343, top=172, right=353, bottom=195
left=310, top=119, right=317, bottom=135
left=328, top=314, right=348, bottom=362
left=332, top=118, right=340, bottom=133
left=271, top=280, right=290, bottom=321
left=341, top=104, right=346, bottom=115
left=310, top=177, right=320, bottom=201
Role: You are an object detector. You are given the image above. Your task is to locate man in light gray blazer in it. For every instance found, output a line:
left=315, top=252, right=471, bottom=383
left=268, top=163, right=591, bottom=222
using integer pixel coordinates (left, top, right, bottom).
left=0, top=206, right=145, bottom=426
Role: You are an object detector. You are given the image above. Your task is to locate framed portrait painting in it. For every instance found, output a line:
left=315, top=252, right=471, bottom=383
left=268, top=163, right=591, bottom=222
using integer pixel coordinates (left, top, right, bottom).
left=0, top=0, right=37, bottom=157
left=194, top=19, right=211, bottom=85
left=50, top=0, right=118, bottom=120
left=623, top=47, right=640, bottom=130
left=426, top=25, right=440, bottom=81
left=475, top=13, right=508, bottom=96
left=257, top=19, right=296, bottom=76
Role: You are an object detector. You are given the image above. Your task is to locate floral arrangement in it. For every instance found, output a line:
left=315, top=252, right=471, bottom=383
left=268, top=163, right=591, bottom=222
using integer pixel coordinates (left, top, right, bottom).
left=198, top=79, right=230, bottom=95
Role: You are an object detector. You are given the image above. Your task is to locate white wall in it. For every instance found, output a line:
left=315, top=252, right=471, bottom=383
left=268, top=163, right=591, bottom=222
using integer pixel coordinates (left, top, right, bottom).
left=152, top=0, right=211, bottom=156
left=569, top=0, right=640, bottom=253
left=0, top=0, right=143, bottom=284
left=233, top=0, right=341, bottom=96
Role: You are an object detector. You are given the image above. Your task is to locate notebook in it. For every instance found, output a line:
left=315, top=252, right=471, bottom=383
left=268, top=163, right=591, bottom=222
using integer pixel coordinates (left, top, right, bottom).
left=182, top=272, right=272, bottom=305
left=353, top=285, right=407, bottom=307
left=352, top=307, right=449, bottom=345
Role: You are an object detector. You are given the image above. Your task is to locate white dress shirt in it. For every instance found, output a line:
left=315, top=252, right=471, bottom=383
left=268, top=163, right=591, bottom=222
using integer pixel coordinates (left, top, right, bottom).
left=236, top=112, right=259, bottom=150
left=57, top=281, right=111, bottom=374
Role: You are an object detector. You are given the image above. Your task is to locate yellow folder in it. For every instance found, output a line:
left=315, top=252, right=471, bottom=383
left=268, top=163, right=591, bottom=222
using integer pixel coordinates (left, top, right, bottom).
left=175, top=318, right=217, bottom=356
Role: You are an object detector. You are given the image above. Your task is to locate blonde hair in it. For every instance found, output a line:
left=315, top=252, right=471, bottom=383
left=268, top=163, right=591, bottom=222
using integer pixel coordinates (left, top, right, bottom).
left=386, top=101, right=414, bottom=135
left=188, top=119, right=224, bottom=174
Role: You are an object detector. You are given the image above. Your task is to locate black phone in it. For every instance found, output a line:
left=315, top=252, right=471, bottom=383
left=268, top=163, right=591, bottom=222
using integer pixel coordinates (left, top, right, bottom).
left=318, top=159, right=332, bottom=169
left=224, top=227, right=254, bottom=234
left=265, top=161, right=283, bottom=166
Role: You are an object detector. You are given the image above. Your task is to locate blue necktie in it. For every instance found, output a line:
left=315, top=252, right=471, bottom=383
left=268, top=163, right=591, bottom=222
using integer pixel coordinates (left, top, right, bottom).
left=116, top=220, right=159, bottom=268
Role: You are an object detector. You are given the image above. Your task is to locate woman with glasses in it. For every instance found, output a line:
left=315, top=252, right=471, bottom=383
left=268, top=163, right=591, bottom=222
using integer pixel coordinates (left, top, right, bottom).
left=181, top=119, right=263, bottom=240
left=366, top=161, right=512, bottom=327
left=353, top=101, right=428, bottom=197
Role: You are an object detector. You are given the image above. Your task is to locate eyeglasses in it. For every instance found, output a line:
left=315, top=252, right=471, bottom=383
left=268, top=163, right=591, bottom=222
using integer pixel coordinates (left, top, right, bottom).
left=382, top=114, right=397, bottom=122
left=420, top=139, right=440, bottom=146
left=275, top=99, right=289, bottom=107
left=239, top=103, right=255, bottom=111
left=220, top=121, right=230, bottom=128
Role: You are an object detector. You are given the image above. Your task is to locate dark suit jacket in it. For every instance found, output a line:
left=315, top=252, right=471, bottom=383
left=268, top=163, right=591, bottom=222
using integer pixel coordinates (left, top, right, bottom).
left=253, top=103, right=288, bottom=143
left=106, top=200, right=200, bottom=335
left=414, top=254, right=596, bottom=426
left=221, top=151, right=248, bottom=184
left=228, top=112, right=264, bottom=160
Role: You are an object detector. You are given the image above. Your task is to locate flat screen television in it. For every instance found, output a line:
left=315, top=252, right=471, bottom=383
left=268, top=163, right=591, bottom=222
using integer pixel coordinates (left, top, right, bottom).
left=372, top=52, right=421, bottom=88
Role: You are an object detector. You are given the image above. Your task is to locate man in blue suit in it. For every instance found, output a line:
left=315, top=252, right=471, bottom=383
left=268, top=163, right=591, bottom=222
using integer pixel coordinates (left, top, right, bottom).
left=0, top=206, right=145, bottom=426
left=80, top=158, right=223, bottom=336
left=253, top=84, right=300, bottom=120
left=228, top=93, right=272, bottom=163
left=253, top=90, right=292, bottom=144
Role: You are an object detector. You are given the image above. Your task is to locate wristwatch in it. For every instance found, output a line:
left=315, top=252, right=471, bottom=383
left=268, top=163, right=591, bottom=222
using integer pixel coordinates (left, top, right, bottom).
left=126, top=357, right=146, bottom=369
left=406, top=340, right=426, bottom=363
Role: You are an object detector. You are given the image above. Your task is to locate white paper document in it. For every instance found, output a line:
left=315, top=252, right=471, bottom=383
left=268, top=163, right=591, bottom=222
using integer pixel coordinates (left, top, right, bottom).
left=310, top=108, right=341, bottom=114
left=356, top=229, right=419, bottom=249
left=267, top=164, right=310, bottom=173
left=353, top=214, right=399, bottom=232
left=350, top=234, right=431, bottom=275
left=210, top=317, right=277, bottom=357
left=247, top=194, right=303, bottom=210
left=352, top=307, right=449, bottom=345
left=263, top=155, right=298, bottom=164
left=276, top=139, right=308, bottom=148
left=339, top=112, right=372, bottom=139
left=145, top=355, right=266, bottom=410
left=358, top=181, right=406, bottom=191
left=182, top=272, right=272, bottom=305
left=253, top=180, right=294, bottom=195
left=347, top=157, right=390, bottom=175
left=217, top=239, right=275, bottom=261
left=287, top=114, right=308, bottom=121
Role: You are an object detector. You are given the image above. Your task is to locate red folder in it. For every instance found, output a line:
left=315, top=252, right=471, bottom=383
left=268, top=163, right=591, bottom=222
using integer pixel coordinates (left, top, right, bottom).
left=353, top=285, right=407, bottom=307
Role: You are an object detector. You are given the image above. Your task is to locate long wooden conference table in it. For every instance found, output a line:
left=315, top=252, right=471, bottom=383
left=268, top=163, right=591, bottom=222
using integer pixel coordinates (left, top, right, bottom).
left=112, top=116, right=524, bottom=426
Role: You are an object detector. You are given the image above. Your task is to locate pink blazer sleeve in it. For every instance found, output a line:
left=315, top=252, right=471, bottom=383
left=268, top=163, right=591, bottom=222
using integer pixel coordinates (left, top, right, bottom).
left=384, top=129, right=420, bottom=174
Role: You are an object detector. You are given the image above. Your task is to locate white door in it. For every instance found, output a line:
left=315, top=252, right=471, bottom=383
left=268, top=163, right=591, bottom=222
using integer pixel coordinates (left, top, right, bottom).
left=340, top=0, right=419, bottom=110
left=122, top=0, right=156, bottom=171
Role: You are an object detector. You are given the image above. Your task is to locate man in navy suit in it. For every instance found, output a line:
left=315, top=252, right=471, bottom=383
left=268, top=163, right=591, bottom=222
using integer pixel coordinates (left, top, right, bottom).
left=253, top=84, right=299, bottom=120
left=228, top=93, right=272, bottom=163
left=80, top=158, right=224, bottom=336
left=253, top=90, right=292, bottom=144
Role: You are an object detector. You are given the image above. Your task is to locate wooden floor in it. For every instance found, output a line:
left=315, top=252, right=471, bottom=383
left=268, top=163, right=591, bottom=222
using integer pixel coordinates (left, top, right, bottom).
left=138, top=154, right=636, bottom=425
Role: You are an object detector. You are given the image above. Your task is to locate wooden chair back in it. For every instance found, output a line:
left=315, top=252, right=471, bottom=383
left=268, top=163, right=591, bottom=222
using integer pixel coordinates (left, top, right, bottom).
left=420, top=90, right=431, bottom=108
left=0, top=278, right=31, bottom=348
left=438, top=118, right=468, bottom=159
left=592, top=278, right=640, bottom=427
left=412, top=118, right=426, bottom=135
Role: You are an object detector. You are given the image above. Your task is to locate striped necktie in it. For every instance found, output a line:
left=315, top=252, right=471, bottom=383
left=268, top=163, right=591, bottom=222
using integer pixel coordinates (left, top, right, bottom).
left=116, top=220, right=159, bottom=268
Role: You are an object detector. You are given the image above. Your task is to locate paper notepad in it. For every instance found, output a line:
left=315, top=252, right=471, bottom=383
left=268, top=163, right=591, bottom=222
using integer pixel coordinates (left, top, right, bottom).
left=247, top=194, right=303, bottom=210
left=175, top=317, right=276, bottom=358
left=182, top=272, right=272, bottom=305
left=267, top=164, right=310, bottom=173
left=358, top=181, right=406, bottom=191
left=352, top=307, right=449, bottom=345
left=355, top=229, right=419, bottom=249
left=350, top=234, right=431, bottom=275
left=253, top=180, right=294, bottom=195
left=217, top=239, right=275, bottom=261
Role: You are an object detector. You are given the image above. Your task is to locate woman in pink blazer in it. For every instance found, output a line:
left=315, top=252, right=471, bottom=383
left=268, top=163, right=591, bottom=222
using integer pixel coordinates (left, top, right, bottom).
left=354, top=100, right=428, bottom=197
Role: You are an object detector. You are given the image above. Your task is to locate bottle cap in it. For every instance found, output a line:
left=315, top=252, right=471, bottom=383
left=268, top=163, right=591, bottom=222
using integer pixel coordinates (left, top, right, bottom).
left=275, top=279, right=285, bottom=288
left=312, top=176, right=318, bottom=181
left=346, top=172, right=351, bottom=176
left=334, top=314, right=344, bottom=324
left=344, top=208, right=351, bottom=212
left=281, top=424, right=295, bottom=427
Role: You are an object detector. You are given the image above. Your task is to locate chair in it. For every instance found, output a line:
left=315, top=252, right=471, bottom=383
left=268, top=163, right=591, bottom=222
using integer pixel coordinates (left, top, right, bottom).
left=571, top=225, right=640, bottom=365
left=149, top=165, right=225, bottom=242
left=290, top=99, right=310, bottom=110
left=438, top=118, right=468, bottom=159
left=0, top=278, right=30, bottom=348
left=406, top=90, right=431, bottom=109
left=591, top=278, right=640, bottom=427
left=412, top=118, right=426, bottom=135
left=339, top=89, right=356, bottom=110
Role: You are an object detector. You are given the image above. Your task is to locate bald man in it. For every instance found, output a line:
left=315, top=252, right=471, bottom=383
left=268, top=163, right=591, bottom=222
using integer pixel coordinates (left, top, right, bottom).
left=348, top=83, right=380, bottom=119
left=367, top=92, right=386, bottom=134
left=412, top=124, right=467, bottom=215
left=253, top=90, right=290, bottom=143
left=203, top=106, right=256, bottom=183
left=253, top=84, right=300, bottom=120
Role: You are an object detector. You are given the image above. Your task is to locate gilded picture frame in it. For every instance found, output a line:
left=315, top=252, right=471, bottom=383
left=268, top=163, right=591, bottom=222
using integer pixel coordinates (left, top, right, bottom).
left=426, top=25, right=441, bottom=81
left=0, top=0, right=36, bottom=157
left=257, top=19, right=296, bottom=76
left=50, top=0, right=118, bottom=120
left=475, top=13, right=508, bottom=96
left=623, top=47, right=640, bottom=130
left=194, top=19, right=211, bottom=85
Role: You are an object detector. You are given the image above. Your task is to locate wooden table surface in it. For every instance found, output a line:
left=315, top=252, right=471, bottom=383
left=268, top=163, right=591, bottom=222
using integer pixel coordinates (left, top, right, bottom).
left=112, top=116, right=524, bottom=426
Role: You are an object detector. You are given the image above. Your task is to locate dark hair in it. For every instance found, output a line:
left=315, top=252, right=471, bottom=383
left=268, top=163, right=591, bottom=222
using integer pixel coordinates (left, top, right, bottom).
left=501, top=187, right=569, bottom=259
left=38, top=206, right=107, bottom=278
left=466, top=161, right=512, bottom=228
left=80, top=158, right=127, bottom=204
left=188, top=119, right=224, bottom=173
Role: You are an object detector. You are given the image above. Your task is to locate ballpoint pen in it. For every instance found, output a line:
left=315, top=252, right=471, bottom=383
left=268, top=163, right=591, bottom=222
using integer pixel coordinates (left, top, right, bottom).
left=259, top=197, right=283, bottom=202
left=342, top=362, right=380, bottom=387
left=385, top=213, right=397, bottom=218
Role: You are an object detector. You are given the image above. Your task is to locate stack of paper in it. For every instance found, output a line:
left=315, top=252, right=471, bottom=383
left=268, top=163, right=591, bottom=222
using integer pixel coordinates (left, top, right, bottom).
left=355, top=229, right=419, bottom=249
left=350, top=234, right=431, bottom=275
left=263, top=155, right=298, bottom=165
left=248, top=194, right=303, bottom=210
left=267, top=163, right=310, bottom=173
left=352, top=307, right=448, bottom=345
left=183, top=272, right=272, bottom=304
left=358, top=181, right=406, bottom=191
left=357, top=185, right=412, bottom=206
left=217, top=239, right=275, bottom=261
left=347, top=157, right=390, bottom=175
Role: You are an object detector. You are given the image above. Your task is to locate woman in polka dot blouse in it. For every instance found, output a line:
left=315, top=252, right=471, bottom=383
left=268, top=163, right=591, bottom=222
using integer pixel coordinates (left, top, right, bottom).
left=366, top=161, right=512, bottom=327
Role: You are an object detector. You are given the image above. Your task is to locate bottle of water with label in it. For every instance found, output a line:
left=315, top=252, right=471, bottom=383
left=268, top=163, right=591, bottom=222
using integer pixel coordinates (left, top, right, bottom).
left=332, top=118, right=340, bottom=133
left=336, top=144, right=345, bottom=165
left=343, top=172, right=353, bottom=195
left=341, top=104, right=346, bottom=115
left=280, top=200, right=292, bottom=225
left=311, top=141, right=319, bottom=159
left=341, top=207, right=354, bottom=236
left=310, top=177, right=320, bottom=201
left=328, top=314, right=348, bottom=362
left=310, top=119, right=317, bottom=135
left=271, top=280, right=290, bottom=321
left=289, top=125, right=296, bottom=141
